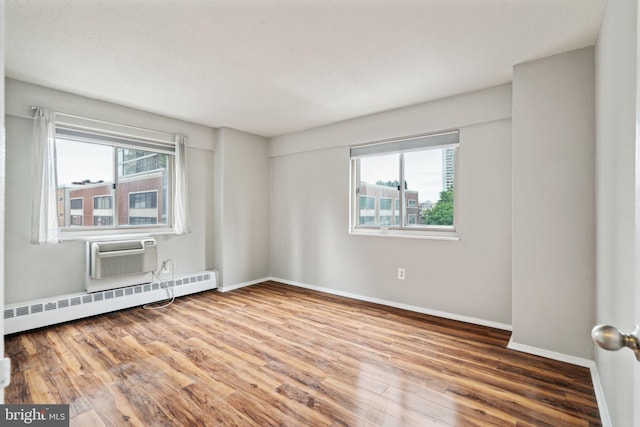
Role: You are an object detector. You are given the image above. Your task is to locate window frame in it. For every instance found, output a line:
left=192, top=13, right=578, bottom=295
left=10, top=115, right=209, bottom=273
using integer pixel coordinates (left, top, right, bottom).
left=93, top=195, right=113, bottom=210
left=54, top=114, right=175, bottom=239
left=70, top=215, right=83, bottom=226
left=69, top=198, right=83, bottom=210
left=129, top=190, right=159, bottom=210
left=349, top=131, right=460, bottom=240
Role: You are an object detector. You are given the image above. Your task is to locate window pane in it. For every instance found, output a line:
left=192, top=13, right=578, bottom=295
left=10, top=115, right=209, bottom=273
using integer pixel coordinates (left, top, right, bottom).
left=359, top=196, right=375, bottom=210
left=357, top=153, right=400, bottom=227
left=129, top=216, right=158, bottom=225
left=70, top=198, right=82, bottom=209
left=56, top=139, right=114, bottom=228
left=57, top=138, right=171, bottom=230
left=380, top=197, right=392, bottom=210
left=93, top=216, right=113, bottom=226
left=404, top=147, right=454, bottom=227
left=119, top=148, right=168, bottom=226
left=94, top=196, right=112, bottom=209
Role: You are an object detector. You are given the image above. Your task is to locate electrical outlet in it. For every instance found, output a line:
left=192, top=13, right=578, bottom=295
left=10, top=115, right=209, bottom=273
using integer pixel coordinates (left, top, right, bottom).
left=397, top=268, right=406, bottom=280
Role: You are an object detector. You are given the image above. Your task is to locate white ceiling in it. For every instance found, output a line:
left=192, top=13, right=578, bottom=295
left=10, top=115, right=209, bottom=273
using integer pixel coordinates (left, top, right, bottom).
left=6, top=0, right=606, bottom=137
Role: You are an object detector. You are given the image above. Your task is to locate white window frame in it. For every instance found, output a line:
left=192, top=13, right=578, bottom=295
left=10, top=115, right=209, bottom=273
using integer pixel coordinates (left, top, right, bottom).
left=349, top=130, right=460, bottom=240
left=54, top=113, right=175, bottom=239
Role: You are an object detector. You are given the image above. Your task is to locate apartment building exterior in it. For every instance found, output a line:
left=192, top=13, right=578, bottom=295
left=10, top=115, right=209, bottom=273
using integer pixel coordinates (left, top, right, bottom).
left=57, top=150, right=168, bottom=228
left=442, top=147, right=455, bottom=191
left=358, top=183, right=419, bottom=226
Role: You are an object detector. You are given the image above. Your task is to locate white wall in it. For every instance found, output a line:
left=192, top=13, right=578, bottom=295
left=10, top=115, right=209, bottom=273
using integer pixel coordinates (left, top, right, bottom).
left=272, top=84, right=512, bottom=157
left=0, top=0, right=6, bottom=403
left=215, top=127, right=270, bottom=289
left=511, top=47, right=596, bottom=360
left=595, top=0, right=639, bottom=425
left=270, top=85, right=513, bottom=327
left=4, top=79, right=216, bottom=303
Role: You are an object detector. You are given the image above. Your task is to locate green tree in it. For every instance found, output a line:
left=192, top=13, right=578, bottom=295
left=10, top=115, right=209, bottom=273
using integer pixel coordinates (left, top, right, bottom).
left=424, top=187, right=454, bottom=226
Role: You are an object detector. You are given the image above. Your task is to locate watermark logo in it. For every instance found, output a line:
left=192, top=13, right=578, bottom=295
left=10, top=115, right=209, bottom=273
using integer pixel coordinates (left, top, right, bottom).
left=0, top=405, right=69, bottom=426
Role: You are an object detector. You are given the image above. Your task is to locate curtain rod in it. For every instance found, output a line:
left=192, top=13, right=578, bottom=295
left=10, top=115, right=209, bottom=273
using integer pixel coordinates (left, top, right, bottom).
left=28, top=106, right=181, bottom=143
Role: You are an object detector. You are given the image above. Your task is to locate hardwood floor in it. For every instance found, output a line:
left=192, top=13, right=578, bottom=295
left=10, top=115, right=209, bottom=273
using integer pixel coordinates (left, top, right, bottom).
left=5, top=281, right=601, bottom=426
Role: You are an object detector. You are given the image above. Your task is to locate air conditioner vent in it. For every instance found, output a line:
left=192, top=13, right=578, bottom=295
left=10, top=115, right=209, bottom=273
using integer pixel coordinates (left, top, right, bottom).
left=96, top=240, right=144, bottom=253
left=89, top=239, right=157, bottom=284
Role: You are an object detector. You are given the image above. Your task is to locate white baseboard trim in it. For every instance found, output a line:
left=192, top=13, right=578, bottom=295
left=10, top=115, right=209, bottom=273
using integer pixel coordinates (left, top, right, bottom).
left=506, top=338, right=593, bottom=367
left=507, top=338, right=611, bottom=426
left=217, top=277, right=271, bottom=293
left=588, top=363, right=612, bottom=427
left=270, top=277, right=512, bottom=331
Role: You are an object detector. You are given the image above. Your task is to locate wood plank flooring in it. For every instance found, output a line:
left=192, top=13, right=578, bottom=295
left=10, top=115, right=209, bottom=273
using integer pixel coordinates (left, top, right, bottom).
left=5, top=281, right=601, bottom=426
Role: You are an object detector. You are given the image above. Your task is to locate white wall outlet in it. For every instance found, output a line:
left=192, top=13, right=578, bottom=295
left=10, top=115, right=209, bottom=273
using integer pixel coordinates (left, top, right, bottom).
left=397, top=268, right=406, bottom=280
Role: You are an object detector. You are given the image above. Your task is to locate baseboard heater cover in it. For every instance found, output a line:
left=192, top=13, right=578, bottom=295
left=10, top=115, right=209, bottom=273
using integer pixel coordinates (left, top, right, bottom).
left=4, top=270, right=218, bottom=334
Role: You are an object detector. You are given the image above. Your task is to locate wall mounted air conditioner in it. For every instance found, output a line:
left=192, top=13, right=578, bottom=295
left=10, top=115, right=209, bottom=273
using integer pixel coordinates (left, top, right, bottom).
left=86, top=238, right=158, bottom=293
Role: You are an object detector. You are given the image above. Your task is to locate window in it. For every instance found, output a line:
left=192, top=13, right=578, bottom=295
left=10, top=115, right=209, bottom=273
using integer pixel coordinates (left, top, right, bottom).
left=129, top=191, right=157, bottom=209
left=70, top=198, right=83, bottom=210
left=380, top=215, right=393, bottom=226
left=129, top=217, right=158, bottom=225
left=350, top=131, right=459, bottom=237
left=359, top=216, right=376, bottom=226
left=359, top=196, right=375, bottom=210
left=128, top=191, right=159, bottom=224
left=94, top=196, right=112, bottom=209
left=380, top=197, right=392, bottom=210
left=55, top=117, right=175, bottom=234
left=93, top=216, right=113, bottom=226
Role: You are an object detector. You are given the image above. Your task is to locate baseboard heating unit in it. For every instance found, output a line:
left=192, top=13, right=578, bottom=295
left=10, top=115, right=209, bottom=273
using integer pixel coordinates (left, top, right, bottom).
left=4, top=270, right=218, bottom=334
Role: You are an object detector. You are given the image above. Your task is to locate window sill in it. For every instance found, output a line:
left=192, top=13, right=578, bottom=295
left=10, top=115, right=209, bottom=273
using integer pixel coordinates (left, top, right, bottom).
left=349, top=228, right=460, bottom=241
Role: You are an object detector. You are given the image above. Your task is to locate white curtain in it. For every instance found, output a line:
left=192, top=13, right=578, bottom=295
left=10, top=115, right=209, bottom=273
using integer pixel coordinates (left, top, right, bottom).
left=173, top=134, right=191, bottom=234
left=31, top=108, right=60, bottom=244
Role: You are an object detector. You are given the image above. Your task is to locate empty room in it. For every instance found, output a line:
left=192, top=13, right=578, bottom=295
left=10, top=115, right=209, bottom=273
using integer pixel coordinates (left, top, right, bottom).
left=0, top=0, right=637, bottom=426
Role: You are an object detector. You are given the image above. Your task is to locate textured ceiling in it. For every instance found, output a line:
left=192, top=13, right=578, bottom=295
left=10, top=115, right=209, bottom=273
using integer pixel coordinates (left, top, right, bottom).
left=6, top=0, right=606, bottom=137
